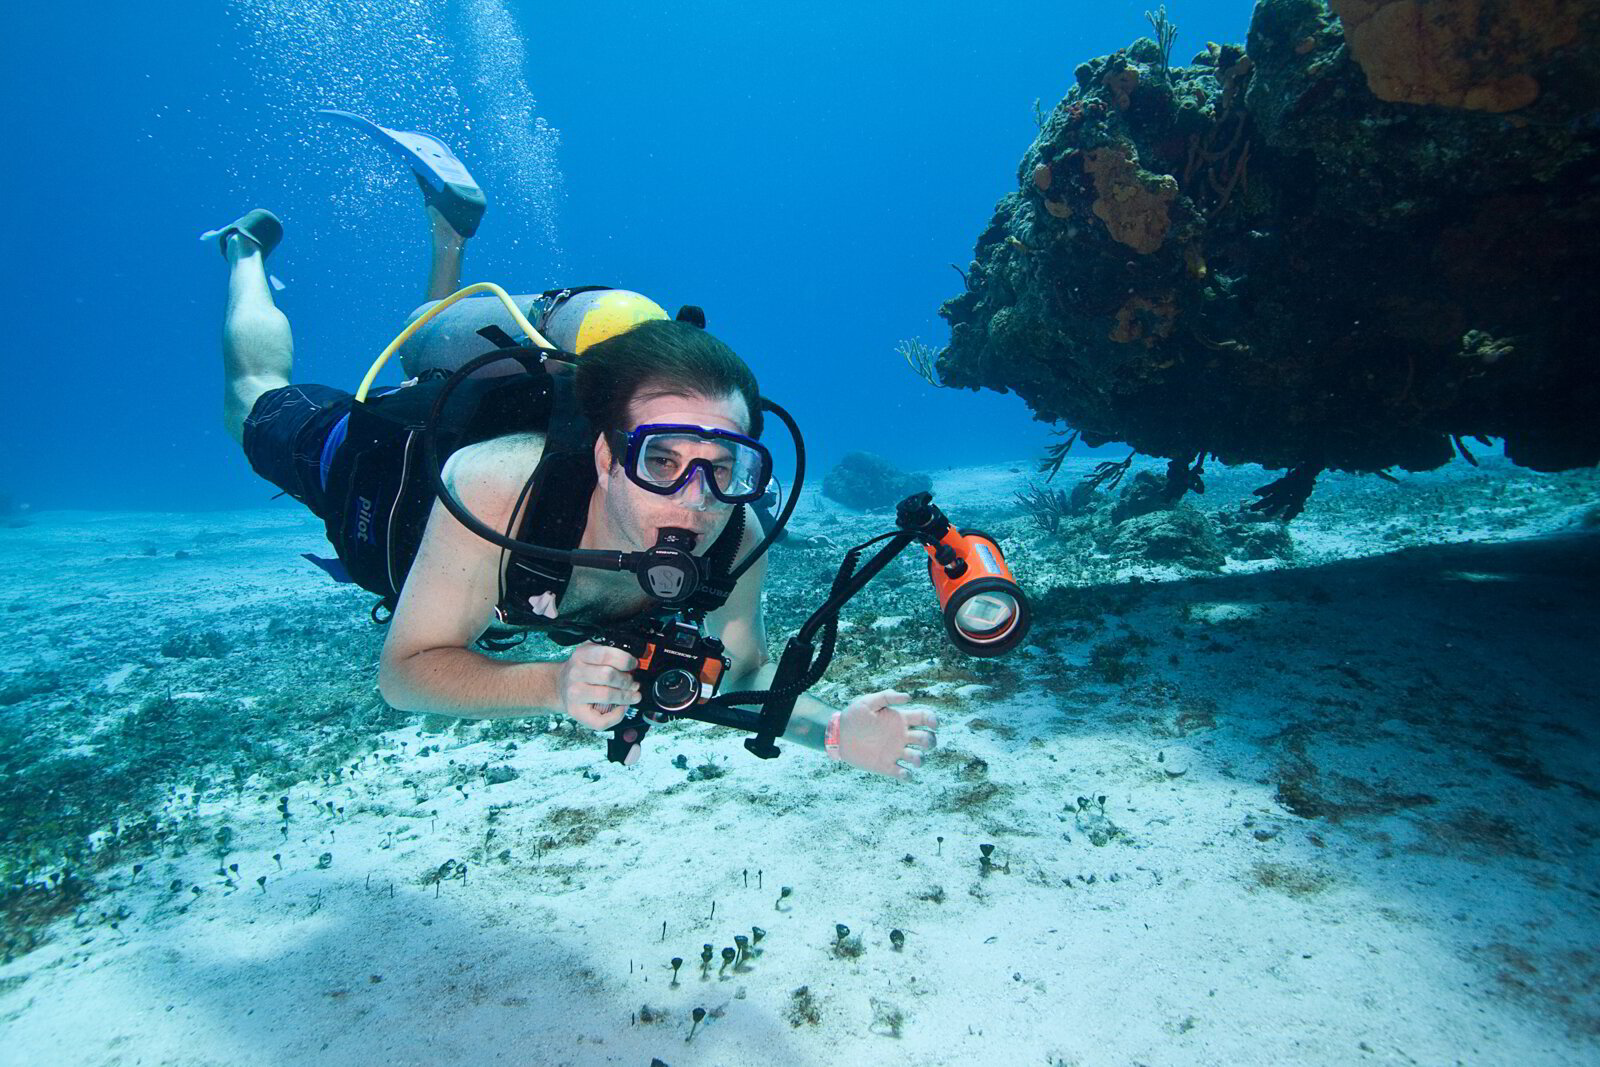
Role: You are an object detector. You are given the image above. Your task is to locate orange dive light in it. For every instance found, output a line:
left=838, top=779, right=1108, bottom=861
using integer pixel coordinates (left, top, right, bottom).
left=924, top=526, right=1031, bottom=657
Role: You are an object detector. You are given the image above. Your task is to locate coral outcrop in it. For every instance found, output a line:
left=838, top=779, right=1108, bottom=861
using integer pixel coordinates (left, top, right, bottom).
left=1332, top=0, right=1587, bottom=113
left=822, top=451, right=933, bottom=511
left=938, top=0, right=1600, bottom=512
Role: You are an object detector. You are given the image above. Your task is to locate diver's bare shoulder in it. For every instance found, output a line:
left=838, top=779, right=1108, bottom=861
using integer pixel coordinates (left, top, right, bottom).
left=441, top=432, right=549, bottom=528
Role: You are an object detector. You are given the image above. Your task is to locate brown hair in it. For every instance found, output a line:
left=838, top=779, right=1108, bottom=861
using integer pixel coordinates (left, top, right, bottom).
left=574, top=319, right=763, bottom=463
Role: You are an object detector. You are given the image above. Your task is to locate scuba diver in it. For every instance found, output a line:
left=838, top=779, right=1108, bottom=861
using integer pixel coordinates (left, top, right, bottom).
left=210, top=113, right=949, bottom=776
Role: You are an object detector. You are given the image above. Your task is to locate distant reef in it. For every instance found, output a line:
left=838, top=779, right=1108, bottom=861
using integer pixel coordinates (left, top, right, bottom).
left=939, top=0, right=1600, bottom=518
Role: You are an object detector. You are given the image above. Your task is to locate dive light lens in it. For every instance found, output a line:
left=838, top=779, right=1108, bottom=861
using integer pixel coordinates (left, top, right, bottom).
left=954, top=591, right=1018, bottom=636
left=942, top=577, right=1030, bottom=656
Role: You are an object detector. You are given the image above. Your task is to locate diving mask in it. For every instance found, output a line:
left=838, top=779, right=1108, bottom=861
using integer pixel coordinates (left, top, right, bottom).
left=612, top=424, right=773, bottom=506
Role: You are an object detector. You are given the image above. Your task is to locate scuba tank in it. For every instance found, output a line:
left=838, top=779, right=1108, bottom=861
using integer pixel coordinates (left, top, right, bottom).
left=398, top=287, right=670, bottom=376
left=397, top=293, right=543, bottom=378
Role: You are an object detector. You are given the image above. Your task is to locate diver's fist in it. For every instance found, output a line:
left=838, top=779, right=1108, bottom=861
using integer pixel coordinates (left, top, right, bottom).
left=837, top=690, right=939, bottom=780
left=558, top=642, right=641, bottom=729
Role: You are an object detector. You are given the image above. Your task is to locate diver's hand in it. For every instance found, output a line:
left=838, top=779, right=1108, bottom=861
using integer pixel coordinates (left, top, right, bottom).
left=558, top=642, right=641, bottom=730
left=837, top=690, right=939, bottom=780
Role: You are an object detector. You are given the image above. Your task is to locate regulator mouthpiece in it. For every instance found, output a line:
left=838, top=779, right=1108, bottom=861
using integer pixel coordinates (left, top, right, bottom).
left=638, top=528, right=701, bottom=604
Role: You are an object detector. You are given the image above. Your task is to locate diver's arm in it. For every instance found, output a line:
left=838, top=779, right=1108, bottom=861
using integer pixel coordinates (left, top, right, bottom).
left=379, top=643, right=566, bottom=719
left=780, top=698, right=833, bottom=752
left=722, top=657, right=935, bottom=776
left=377, top=454, right=564, bottom=718
left=379, top=438, right=596, bottom=721
left=705, top=507, right=938, bottom=776
left=706, top=507, right=826, bottom=750
left=718, top=658, right=834, bottom=754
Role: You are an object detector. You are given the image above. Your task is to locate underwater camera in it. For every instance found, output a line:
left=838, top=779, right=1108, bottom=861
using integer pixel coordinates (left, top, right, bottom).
left=594, top=615, right=728, bottom=717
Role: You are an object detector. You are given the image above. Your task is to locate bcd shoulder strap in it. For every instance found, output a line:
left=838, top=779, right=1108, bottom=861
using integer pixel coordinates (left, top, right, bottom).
left=321, top=355, right=553, bottom=608
left=497, top=366, right=595, bottom=625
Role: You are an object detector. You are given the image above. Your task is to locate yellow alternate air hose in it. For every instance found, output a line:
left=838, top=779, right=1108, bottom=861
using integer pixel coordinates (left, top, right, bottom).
left=354, top=282, right=553, bottom=401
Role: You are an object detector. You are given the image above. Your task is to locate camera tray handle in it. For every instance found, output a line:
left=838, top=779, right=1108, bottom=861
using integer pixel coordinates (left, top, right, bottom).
left=740, top=521, right=922, bottom=758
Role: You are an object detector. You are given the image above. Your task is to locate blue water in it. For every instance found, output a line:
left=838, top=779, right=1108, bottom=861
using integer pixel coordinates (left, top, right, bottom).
left=1, top=0, right=1246, bottom=511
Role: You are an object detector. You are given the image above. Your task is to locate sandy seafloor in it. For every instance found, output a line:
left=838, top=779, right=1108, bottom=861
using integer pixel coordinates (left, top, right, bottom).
left=0, top=454, right=1596, bottom=1067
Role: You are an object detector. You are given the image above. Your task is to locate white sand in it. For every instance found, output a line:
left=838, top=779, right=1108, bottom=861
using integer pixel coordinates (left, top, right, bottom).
left=0, top=456, right=1596, bottom=1066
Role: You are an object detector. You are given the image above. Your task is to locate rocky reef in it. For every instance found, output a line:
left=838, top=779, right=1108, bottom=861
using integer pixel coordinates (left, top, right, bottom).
left=938, top=0, right=1600, bottom=517
left=822, top=451, right=934, bottom=511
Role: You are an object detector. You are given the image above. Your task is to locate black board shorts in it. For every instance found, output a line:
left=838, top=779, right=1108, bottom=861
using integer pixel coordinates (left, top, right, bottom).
left=241, top=384, right=357, bottom=519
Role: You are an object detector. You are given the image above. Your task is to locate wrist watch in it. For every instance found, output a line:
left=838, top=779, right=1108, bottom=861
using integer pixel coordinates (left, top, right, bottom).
left=824, top=711, right=842, bottom=761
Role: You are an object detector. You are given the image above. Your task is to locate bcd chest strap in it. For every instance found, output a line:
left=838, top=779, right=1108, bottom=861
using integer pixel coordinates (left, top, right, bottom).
left=322, top=358, right=553, bottom=617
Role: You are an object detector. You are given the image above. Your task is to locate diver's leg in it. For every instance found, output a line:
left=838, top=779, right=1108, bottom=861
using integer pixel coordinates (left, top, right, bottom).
left=424, top=204, right=467, bottom=301
left=221, top=234, right=293, bottom=445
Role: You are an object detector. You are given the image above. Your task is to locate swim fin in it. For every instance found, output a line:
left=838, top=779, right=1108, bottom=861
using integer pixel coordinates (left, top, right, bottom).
left=200, top=208, right=283, bottom=259
left=318, top=109, right=487, bottom=238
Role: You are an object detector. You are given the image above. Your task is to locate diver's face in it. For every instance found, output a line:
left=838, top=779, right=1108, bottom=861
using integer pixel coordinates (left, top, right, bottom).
left=595, top=390, right=753, bottom=553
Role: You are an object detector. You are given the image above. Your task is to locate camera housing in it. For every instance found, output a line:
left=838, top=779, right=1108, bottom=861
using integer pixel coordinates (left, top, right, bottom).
left=597, top=615, right=729, bottom=717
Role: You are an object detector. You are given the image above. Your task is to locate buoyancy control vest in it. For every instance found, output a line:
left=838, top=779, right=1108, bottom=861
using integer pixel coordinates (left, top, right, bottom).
left=318, top=348, right=746, bottom=641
